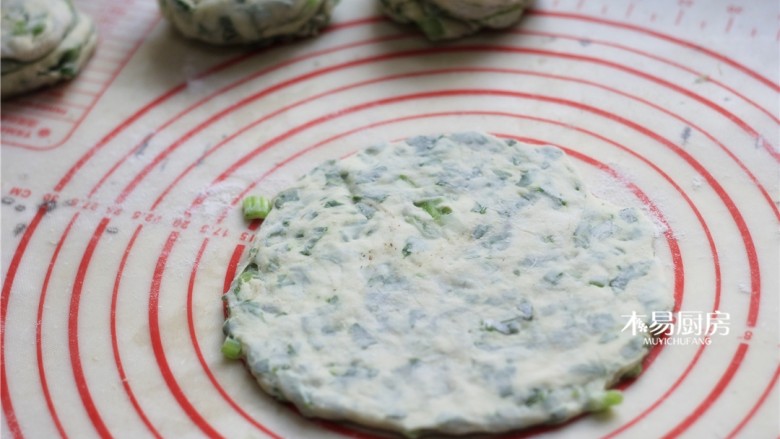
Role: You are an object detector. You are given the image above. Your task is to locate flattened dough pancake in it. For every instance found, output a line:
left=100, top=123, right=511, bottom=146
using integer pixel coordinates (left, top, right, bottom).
left=158, top=0, right=338, bottom=45
left=224, top=132, right=672, bottom=435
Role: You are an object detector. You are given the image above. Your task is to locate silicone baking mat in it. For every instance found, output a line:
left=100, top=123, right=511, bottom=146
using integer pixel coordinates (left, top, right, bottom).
left=2, top=0, right=778, bottom=437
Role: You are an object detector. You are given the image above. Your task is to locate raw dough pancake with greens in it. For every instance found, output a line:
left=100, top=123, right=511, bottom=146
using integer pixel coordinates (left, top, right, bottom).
left=223, top=132, right=672, bottom=435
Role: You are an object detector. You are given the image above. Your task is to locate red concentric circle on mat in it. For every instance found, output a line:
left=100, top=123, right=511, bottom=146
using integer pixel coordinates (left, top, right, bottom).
left=3, top=4, right=777, bottom=439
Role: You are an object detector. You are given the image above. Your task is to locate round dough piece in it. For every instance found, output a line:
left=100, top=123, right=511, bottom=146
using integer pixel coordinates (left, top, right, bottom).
left=1, top=0, right=76, bottom=63
left=1, top=11, right=97, bottom=98
left=224, top=132, right=672, bottom=435
left=158, top=0, right=338, bottom=45
left=380, top=0, right=533, bottom=40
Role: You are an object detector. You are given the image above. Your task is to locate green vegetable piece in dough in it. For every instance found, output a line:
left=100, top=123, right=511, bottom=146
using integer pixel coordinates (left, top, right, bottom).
left=221, top=337, right=242, bottom=359
left=413, top=198, right=452, bottom=222
left=242, top=195, right=272, bottom=220
left=588, top=390, right=623, bottom=411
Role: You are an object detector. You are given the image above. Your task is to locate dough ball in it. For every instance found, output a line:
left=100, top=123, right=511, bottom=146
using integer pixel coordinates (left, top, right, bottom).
left=158, top=0, right=339, bottom=45
left=381, top=0, right=533, bottom=40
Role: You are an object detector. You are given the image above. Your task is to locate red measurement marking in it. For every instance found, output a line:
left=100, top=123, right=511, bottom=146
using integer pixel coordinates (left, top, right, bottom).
left=187, top=239, right=284, bottom=438
left=604, top=339, right=712, bottom=437
left=458, top=47, right=773, bottom=160
left=601, top=5, right=608, bottom=15
left=7, top=187, right=32, bottom=198
left=15, top=100, right=70, bottom=116
left=199, top=225, right=228, bottom=238
left=88, top=24, right=392, bottom=201
left=86, top=64, right=121, bottom=76
left=1, top=207, right=47, bottom=439
left=661, top=343, right=749, bottom=437
left=69, top=217, right=112, bottom=437
left=507, top=31, right=779, bottom=200
left=172, top=217, right=191, bottom=230
left=8, top=107, right=74, bottom=124
left=1, top=124, right=32, bottom=139
left=131, top=211, right=162, bottom=224
left=727, top=5, right=743, bottom=14
left=2, top=12, right=159, bottom=150
left=76, top=14, right=776, bottom=214
left=38, top=86, right=98, bottom=99
left=1, top=113, right=37, bottom=128
left=625, top=2, right=635, bottom=18
left=148, top=231, right=224, bottom=438
left=79, top=200, right=99, bottom=211
left=105, top=205, right=123, bottom=216
left=154, top=48, right=777, bottom=219
left=41, top=89, right=68, bottom=99
left=35, top=97, right=90, bottom=111
left=223, top=245, right=245, bottom=296
left=675, top=9, right=684, bottom=25
left=42, top=10, right=780, bottom=213
left=110, top=225, right=163, bottom=438
left=56, top=83, right=184, bottom=191
left=524, top=18, right=780, bottom=160
left=57, top=87, right=99, bottom=98
left=726, top=365, right=780, bottom=438
left=35, top=214, right=79, bottom=438
left=725, top=16, right=735, bottom=33
left=115, top=41, right=410, bottom=206
left=239, top=231, right=256, bottom=243
left=750, top=28, right=757, bottom=37
left=528, top=10, right=779, bottom=92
